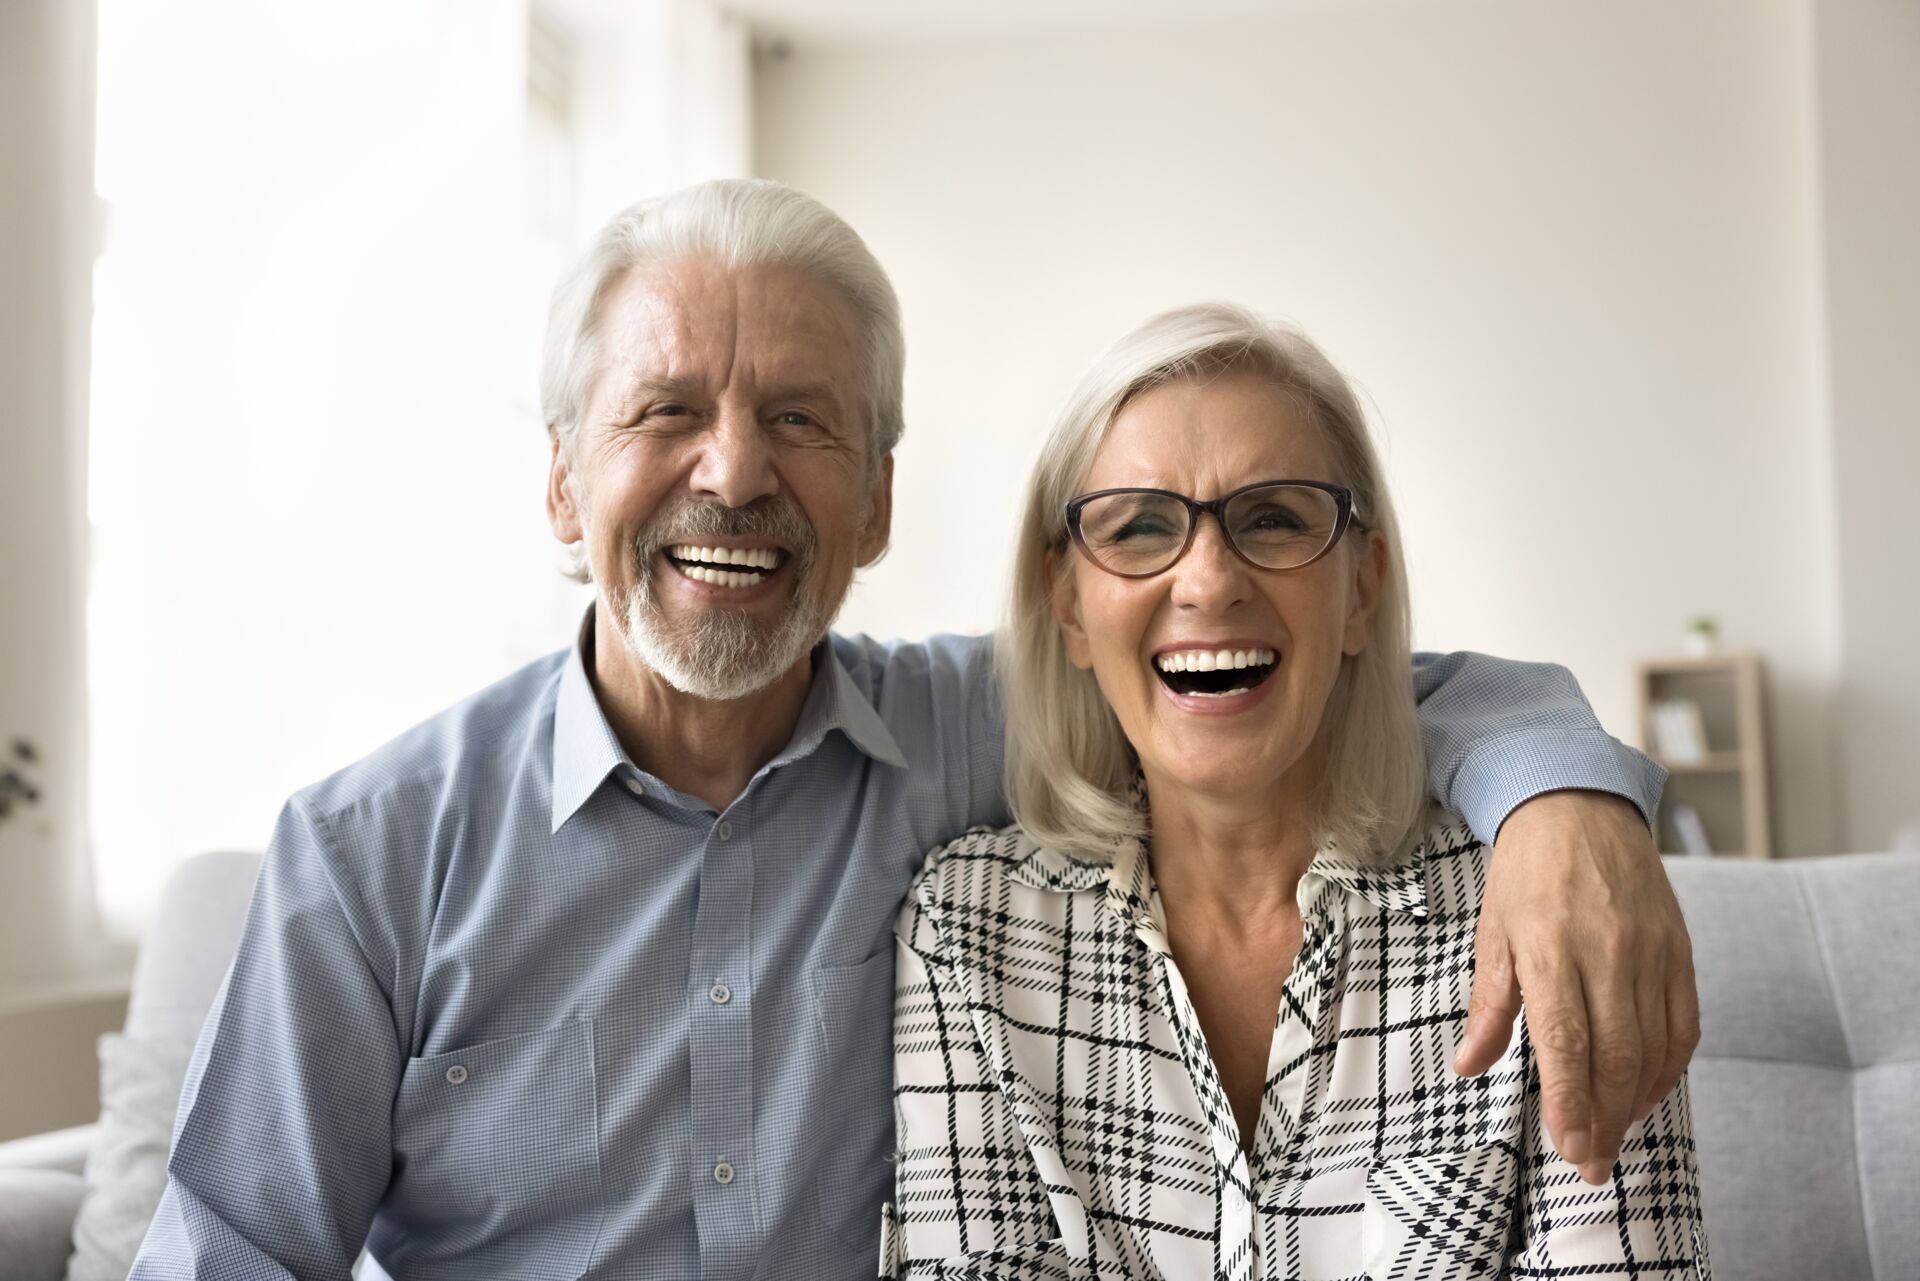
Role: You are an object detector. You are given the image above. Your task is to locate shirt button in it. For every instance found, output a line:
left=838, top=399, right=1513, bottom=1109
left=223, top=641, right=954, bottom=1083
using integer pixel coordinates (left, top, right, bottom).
left=624, top=776, right=645, bottom=796
left=708, top=982, right=732, bottom=1005
left=445, top=1065, right=468, bottom=1085
left=716, top=820, right=734, bottom=841
left=712, top=1160, right=735, bottom=1185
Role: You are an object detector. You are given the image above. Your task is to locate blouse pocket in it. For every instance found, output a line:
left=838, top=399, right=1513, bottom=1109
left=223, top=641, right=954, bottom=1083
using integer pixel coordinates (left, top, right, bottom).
left=810, top=948, right=898, bottom=1255
left=386, top=1016, right=604, bottom=1279
left=1360, top=1142, right=1519, bottom=1280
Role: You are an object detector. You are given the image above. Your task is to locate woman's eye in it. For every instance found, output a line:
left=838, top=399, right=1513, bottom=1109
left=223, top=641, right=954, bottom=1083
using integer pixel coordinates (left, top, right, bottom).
left=648, top=403, right=690, bottom=419
left=1249, top=507, right=1305, bottom=530
left=1113, top=518, right=1171, bottom=541
left=775, top=411, right=819, bottom=429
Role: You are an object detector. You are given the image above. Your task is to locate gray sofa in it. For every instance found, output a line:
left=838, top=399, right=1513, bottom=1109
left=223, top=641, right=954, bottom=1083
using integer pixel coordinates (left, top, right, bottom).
left=2, top=850, right=1915, bottom=1279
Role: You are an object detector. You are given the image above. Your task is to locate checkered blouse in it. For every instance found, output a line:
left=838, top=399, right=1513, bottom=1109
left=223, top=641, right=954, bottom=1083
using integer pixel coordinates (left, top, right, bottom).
left=883, top=809, right=1711, bottom=1280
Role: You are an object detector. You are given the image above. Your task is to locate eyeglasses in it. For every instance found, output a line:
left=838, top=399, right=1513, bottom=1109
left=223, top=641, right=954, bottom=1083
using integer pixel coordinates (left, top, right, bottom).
left=1064, top=479, right=1365, bottom=578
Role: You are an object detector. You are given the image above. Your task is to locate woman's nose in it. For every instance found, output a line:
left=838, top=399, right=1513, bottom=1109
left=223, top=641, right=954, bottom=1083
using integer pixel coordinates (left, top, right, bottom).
left=1169, top=516, right=1250, bottom=610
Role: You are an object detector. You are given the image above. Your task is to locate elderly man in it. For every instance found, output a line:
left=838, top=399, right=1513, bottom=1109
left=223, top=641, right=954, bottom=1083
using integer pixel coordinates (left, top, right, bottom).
left=133, top=181, right=1695, bottom=1279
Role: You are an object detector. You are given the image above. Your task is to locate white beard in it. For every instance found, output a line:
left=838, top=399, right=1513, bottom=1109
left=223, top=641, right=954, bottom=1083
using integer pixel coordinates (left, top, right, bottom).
left=613, top=567, right=838, bottom=702
left=581, top=491, right=846, bottom=702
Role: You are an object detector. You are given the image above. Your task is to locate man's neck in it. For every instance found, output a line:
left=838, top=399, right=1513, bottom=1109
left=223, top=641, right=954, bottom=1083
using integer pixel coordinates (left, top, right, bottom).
left=589, top=608, right=817, bottom=812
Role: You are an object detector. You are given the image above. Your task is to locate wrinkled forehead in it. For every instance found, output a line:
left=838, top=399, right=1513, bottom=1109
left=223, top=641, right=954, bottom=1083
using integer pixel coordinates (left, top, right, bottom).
left=592, top=257, right=865, bottom=406
left=1086, top=369, right=1339, bottom=495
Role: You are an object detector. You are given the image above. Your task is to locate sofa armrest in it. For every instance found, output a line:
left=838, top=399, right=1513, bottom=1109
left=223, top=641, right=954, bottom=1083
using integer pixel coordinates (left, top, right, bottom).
left=0, top=1167, right=85, bottom=1281
left=0, top=1123, right=97, bottom=1176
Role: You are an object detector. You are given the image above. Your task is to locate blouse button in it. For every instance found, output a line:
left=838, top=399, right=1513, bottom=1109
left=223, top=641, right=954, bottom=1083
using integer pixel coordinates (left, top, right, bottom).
left=445, top=1064, right=468, bottom=1086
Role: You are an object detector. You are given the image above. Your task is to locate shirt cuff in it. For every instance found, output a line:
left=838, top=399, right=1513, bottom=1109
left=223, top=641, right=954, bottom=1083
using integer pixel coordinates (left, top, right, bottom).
left=1449, top=727, right=1667, bottom=845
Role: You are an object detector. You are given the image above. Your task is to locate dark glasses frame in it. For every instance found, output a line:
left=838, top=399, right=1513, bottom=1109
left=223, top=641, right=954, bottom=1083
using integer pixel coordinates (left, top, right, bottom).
left=1063, top=478, right=1367, bottom=578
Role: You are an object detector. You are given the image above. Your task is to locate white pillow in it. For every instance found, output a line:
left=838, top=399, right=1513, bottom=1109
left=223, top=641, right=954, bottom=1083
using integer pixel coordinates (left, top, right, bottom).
left=64, top=1033, right=195, bottom=1281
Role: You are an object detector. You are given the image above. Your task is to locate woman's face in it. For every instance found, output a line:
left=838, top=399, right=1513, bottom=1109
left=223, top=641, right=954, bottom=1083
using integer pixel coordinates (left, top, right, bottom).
left=1051, top=370, right=1386, bottom=808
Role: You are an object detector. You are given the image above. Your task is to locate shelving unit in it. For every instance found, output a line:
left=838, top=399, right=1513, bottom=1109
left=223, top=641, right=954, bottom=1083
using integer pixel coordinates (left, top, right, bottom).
left=1636, top=653, right=1773, bottom=858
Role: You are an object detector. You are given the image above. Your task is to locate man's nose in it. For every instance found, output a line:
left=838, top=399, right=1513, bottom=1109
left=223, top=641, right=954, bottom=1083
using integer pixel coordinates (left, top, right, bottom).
left=688, top=407, right=778, bottom=509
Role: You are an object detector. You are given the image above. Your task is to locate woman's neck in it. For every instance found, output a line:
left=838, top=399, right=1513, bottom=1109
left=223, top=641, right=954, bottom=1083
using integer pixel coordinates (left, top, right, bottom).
left=1144, top=767, right=1318, bottom=929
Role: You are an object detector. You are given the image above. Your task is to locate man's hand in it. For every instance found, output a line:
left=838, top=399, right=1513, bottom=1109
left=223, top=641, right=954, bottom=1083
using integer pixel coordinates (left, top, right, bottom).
left=1452, top=790, right=1700, bottom=1185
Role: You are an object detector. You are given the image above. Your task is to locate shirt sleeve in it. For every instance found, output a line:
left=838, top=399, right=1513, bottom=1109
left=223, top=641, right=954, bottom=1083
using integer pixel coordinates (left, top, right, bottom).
left=1412, top=651, right=1667, bottom=845
left=1511, top=1049, right=1713, bottom=1276
left=130, top=798, right=402, bottom=1280
left=888, top=891, right=1077, bottom=1280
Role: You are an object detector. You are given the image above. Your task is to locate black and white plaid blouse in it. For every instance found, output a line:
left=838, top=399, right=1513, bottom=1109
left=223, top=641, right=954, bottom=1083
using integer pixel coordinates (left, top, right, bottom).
left=883, top=809, right=1711, bottom=1279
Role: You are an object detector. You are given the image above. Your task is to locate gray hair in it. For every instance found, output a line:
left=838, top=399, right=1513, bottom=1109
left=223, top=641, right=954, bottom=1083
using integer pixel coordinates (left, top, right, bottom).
left=1001, top=302, right=1427, bottom=863
left=540, top=177, right=905, bottom=463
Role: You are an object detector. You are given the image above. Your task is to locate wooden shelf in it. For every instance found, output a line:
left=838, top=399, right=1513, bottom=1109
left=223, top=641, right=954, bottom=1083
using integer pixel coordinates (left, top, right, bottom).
left=1637, top=653, right=1773, bottom=858
left=1655, top=751, right=1745, bottom=773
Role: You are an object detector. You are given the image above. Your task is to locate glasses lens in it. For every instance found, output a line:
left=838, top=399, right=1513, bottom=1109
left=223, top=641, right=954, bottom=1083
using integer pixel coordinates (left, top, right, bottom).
left=1075, top=491, right=1190, bottom=574
left=1225, top=484, right=1341, bottom=568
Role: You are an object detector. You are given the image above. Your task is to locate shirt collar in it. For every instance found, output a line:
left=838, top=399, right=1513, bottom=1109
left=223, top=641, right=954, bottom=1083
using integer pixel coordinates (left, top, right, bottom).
left=1005, top=780, right=1438, bottom=922
left=549, top=607, right=908, bottom=833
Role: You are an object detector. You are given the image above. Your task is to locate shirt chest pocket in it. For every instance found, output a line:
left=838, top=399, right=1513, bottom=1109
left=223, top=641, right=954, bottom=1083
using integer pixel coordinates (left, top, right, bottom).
left=384, top=1016, right=605, bottom=1280
left=1360, top=1142, right=1519, bottom=1280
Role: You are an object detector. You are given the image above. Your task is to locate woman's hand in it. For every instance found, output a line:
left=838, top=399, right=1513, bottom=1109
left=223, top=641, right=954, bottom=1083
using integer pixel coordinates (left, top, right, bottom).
left=1451, top=790, right=1700, bottom=1186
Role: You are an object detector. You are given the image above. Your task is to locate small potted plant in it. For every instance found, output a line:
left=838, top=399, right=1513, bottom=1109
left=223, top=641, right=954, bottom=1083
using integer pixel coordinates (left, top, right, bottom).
left=0, top=738, right=42, bottom=826
left=1682, top=616, right=1720, bottom=659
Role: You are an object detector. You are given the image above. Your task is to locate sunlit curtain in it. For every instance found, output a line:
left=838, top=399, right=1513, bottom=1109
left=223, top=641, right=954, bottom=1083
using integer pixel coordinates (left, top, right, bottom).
left=88, top=0, right=750, bottom=931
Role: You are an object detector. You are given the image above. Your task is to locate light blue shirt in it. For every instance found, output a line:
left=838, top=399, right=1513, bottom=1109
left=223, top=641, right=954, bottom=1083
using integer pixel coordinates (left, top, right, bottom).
left=133, top=618, right=1661, bottom=1280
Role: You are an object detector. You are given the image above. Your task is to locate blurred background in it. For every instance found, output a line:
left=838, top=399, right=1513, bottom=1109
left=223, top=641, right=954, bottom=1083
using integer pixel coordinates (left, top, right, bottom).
left=1, top=0, right=1915, bottom=1143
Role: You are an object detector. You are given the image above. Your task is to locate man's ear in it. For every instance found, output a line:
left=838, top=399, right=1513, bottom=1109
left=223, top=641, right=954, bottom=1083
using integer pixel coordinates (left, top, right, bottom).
left=856, top=453, right=895, bottom=568
left=1048, top=552, right=1094, bottom=670
left=1342, top=529, right=1388, bottom=657
left=547, top=433, right=584, bottom=546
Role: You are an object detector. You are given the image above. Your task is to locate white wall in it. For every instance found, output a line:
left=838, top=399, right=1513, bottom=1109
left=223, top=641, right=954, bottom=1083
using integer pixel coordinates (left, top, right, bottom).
left=1813, top=0, right=1920, bottom=852
left=756, top=0, right=1846, bottom=855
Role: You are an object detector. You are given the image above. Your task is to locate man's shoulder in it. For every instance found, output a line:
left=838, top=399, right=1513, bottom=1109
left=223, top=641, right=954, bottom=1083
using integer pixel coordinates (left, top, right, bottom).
left=294, top=647, right=568, bottom=825
left=828, top=630, right=993, bottom=697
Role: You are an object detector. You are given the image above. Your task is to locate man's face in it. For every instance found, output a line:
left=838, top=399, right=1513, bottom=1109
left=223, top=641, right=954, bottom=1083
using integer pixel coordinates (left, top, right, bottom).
left=548, top=257, right=893, bottom=699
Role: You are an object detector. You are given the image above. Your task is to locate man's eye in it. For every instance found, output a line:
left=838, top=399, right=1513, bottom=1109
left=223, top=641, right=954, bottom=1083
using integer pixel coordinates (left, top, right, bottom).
left=774, top=411, right=819, bottom=428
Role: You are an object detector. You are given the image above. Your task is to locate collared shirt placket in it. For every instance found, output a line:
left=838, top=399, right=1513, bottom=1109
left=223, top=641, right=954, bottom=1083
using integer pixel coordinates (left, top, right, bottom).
left=688, top=799, right=759, bottom=1279
left=1106, top=846, right=1258, bottom=1281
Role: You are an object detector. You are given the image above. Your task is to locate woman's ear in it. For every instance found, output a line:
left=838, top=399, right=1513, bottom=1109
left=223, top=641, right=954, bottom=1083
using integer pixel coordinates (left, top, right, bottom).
left=1341, top=529, right=1387, bottom=657
left=1047, top=552, right=1095, bottom=670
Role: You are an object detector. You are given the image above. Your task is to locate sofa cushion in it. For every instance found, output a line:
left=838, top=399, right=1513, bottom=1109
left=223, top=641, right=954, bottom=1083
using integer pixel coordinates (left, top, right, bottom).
left=64, top=1033, right=196, bottom=1281
left=124, top=851, right=260, bottom=1043
left=0, top=1168, right=86, bottom=1281
left=1668, top=852, right=1920, bottom=1281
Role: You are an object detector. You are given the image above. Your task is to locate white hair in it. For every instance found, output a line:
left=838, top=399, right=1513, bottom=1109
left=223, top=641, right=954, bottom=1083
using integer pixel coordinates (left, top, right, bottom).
left=542, top=179, right=905, bottom=580
left=1001, top=302, right=1427, bottom=863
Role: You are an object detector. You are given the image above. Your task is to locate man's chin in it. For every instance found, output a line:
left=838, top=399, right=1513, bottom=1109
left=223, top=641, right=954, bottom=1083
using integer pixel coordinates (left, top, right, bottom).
left=613, top=591, right=825, bottom=703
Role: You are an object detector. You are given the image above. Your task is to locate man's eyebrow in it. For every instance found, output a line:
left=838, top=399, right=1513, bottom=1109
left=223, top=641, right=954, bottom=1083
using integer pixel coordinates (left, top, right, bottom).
left=769, top=380, right=841, bottom=400
left=602, top=374, right=701, bottom=419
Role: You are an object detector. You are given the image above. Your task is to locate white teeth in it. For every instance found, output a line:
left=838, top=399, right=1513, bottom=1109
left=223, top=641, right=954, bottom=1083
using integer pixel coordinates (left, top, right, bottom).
left=666, top=544, right=781, bottom=570
left=1154, top=647, right=1277, bottom=673
left=679, top=564, right=765, bottom=589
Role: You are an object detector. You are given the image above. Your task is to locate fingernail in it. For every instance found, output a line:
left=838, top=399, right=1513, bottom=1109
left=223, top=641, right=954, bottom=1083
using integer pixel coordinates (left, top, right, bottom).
left=1580, top=1160, right=1611, bottom=1186
left=1559, top=1129, right=1591, bottom=1166
left=1631, top=1101, right=1654, bottom=1129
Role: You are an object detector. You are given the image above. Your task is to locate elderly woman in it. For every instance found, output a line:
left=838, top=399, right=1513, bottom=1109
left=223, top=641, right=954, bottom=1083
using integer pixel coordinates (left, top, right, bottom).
left=883, top=305, right=1710, bottom=1279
